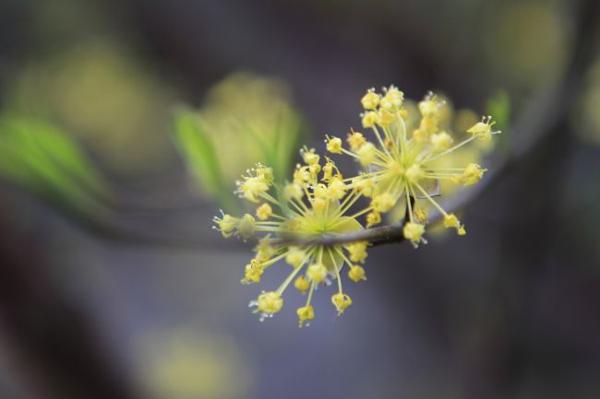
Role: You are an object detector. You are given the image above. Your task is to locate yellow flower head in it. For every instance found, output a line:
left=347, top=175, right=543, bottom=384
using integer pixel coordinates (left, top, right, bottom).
left=403, top=222, right=425, bottom=246
left=348, top=265, right=367, bottom=282
left=333, top=86, right=500, bottom=243
left=216, top=155, right=370, bottom=325
left=331, top=293, right=352, bottom=315
left=252, top=291, right=284, bottom=321
left=347, top=130, right=366, bottom=150
left=326, top=136, right=343, bottom=154
left=296, top=305, right=315, bottom=327
left=256, top=203, right=273, bottom=220
left=467, top=115, right=499, bottom=141
left=361, top=88, right=380, bottom=110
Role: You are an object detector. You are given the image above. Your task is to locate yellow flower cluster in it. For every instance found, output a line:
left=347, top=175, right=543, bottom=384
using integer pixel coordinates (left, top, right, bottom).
left=214, top=156, right=369, bottom=326
left=214, top=85, right=500, bottom=326
left=326, top=87, right=500, bottom=246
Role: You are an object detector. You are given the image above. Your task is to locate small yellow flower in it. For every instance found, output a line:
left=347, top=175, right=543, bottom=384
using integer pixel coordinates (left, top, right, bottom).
left=414, top=208, right=428, bottom=224
left=256, top=203, right=272, bottom=220
left=366, top=211, right=381, bottom=227
left=354, top=177, right=375, bottom=197
left=294, top=275, right=310, bottom=294
left=371, top=193, right=397, bottom=213
left=237, top=213, right=256, bottom=240
left=361, top=89, right=380, bottom=110
left=357, top=142, right=377, bottom=166
left=443, top=213, right=466, bottom=236
left=403, top=222, right=425, bottom=245
left=327, top=179, right=347, bottom=200
left=297, top=305, right=315, bottom=327
left=213, top=213, right=238, bottom=238
left=361, top=111, right=379, bottom=128
left=300, top=147, right=320, bottom=165
left=346, top=241, right=368, bottom=263
left=380, top=86, right=404, bottom=109
left=241, top=261, right=264, bottom=284
left=347, top=130, right=366, bottom=150
left=331, top=293, right=352, bottom=315
left=348, top=265, right=366, bottom=282
left=431, top=131, right=454, bottom=151
left=326, top=136, right=343, bottom=154
left=285, top=247, right=305, bottom=268
left=455, top=163, right=486, bottom=186
left=283, top=182, right=304, bottom=201
left=467, top=116, right=498, bottom=140
left=255, top=291, right=284, bottom=317
left=378, top=108, right=395, bottom=126
left=307, top=263, right=328, bottom=283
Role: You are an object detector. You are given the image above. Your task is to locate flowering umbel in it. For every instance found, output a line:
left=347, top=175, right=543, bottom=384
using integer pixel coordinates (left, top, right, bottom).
left=214, top=84, right=500, bottom=326
left=326, top=86, right=500, bottom=246
left=214, top=155, right=369, bottom=327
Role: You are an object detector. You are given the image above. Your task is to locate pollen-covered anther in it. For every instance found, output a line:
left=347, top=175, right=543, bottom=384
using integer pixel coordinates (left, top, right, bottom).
left=256, top=203, right=272, bottom=220
left=331, top=293, right=352, bottom=315
left=307, top=263, right=328, bottom=283
left=297, top=305, right=315, bottom=327
left=348, top=265, right=367, bottom=282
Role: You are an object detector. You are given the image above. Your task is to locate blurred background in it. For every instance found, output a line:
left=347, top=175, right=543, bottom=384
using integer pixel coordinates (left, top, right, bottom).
left=0, top=0, right=599, bottom=398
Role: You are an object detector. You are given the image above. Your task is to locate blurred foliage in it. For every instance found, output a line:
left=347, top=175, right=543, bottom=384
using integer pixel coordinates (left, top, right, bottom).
left=484, top=0, right=567, bottom=91
left=6, top=40, right=176, bottom=176
left=173, top=72, right=305, bottom=211
left=577, top=57, right=600, bottom=145
left=137, top=328, right=251, bottom=399
left=0, top=115, right=109, bottom=214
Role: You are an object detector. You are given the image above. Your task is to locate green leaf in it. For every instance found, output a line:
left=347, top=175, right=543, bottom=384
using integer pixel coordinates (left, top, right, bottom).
left=486, top=90, right=511, bottom=154
left=0, top=116, right=109, bottom=214
left=171, top=107, right=236, bottom=210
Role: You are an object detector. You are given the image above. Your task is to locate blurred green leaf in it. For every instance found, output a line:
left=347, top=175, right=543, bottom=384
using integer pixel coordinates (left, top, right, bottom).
left=486, top=90, right=511, bottom=154
left=0, top=115, right=109, bottom=214
left=172, top=108, right=236, bottom=211
left=171, top=72, right=306, bottom=211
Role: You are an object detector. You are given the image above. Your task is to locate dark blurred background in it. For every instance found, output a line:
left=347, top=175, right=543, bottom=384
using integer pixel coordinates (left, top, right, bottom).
left=0, top=0, right=599, bottom=398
